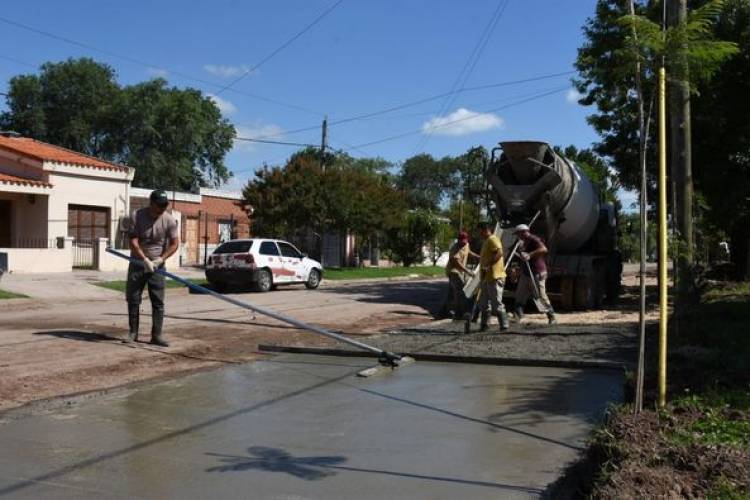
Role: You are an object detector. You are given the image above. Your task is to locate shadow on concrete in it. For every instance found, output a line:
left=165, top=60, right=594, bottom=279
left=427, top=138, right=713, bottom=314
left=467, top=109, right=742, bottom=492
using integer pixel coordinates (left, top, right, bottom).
left=347, top=386, right=582, bottom=452
left=205, top=445, right=543, bottom=494
left=0, top=368, right=361, bottom=497
left=483, top=369, right=619, bottom=429
left=321, top=281, right=445, bottom=316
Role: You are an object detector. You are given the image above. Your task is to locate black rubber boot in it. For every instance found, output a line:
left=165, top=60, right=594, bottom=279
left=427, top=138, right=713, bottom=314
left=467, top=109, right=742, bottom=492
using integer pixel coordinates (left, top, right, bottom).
left=498, top=311, right=510, bottom=331
left=150, top=308, right=169, bottom=347
left=547, top=310, right=558, bottom=325
left=479, top=311, right=489, bottom=332
left=125, top=303, right=139, bottom=343
left=513, top=304, right=524, bottom=322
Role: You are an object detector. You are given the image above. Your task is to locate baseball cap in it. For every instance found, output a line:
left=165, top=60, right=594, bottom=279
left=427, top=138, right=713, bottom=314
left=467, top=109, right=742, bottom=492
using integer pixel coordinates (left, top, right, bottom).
left=513, top=224, right=530, bottom=233
left=150, top=189, right=170, bottom=207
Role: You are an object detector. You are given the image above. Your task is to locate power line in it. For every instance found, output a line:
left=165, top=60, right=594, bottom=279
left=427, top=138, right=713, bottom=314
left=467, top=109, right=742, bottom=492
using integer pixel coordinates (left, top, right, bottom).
left=0, top=54, right=38, bottom=69
left=0, top=15, right=321, bottom=116
left=237, top=70, right=575, bottom=141
left=234, top=137, right=318, bottom=148
left=214, top=0, right=345, bottom=95
left=351, top=86, right=568, bottom=149
left=415, top=0, right=510, bottom=153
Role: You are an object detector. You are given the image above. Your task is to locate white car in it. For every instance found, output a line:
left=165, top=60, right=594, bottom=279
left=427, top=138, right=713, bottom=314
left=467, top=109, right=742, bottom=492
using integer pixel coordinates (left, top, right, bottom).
left=206, top=239, right=323, bottom=292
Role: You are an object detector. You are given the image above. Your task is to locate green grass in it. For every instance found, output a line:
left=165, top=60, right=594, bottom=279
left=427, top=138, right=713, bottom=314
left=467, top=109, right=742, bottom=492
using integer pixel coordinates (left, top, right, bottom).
left=94, top=279, right=208, bottom=292
left=0, top=288, right=27, bottom=299
left=323, top=266, right=444, bottom=280
left=668, top=392, right=750, bottom=449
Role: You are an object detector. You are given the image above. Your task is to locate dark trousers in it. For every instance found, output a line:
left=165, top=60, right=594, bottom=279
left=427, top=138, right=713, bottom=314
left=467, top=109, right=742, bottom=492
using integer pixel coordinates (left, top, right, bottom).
left=126, top=263, right=165, bottom=335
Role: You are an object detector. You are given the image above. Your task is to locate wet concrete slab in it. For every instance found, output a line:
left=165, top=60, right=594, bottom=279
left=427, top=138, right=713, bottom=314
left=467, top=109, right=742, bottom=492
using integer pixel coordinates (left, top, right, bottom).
left=0, top=354, right=622, bottom=499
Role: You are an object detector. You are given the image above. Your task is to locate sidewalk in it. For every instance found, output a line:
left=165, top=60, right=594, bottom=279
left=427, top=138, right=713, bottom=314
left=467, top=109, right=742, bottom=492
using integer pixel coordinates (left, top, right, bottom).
left=0, top=268, right=207, bottom=301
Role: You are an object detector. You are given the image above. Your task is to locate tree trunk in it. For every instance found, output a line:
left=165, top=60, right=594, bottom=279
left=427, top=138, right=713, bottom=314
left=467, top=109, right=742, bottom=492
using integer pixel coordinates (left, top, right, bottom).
left=667, top=0, right=695, bottom=304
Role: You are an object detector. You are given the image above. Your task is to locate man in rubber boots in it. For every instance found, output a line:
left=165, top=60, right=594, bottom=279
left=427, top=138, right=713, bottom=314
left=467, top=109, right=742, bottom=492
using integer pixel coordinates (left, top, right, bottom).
left=476, top=222, right=510, bottom=331
left=443, top=230, right=478, bottom=319
left=512, top=224, right=557, bottom=325
left=125, top=189, right=180, bottom=346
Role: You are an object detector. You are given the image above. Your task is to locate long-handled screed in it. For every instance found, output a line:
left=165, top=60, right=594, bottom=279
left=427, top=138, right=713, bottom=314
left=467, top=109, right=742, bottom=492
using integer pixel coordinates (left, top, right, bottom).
left=106, top=248, right=414, bottom=377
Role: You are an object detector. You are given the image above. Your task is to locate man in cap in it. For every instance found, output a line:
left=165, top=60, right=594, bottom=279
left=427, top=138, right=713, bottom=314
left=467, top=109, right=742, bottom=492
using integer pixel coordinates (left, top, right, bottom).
left=125, top=189, right=180, bottom=346
left=442, top=230, right=479, bottom=319
left=476, top=222, right=510, bottom=331
left=513, top=224, right=557, bottom=325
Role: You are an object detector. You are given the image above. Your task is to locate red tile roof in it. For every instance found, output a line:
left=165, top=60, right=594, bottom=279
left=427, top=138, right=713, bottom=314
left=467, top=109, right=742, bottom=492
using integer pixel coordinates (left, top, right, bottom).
left=0, top=136, right=129, bottom=173
left=0, top=172, right=53, bottom=189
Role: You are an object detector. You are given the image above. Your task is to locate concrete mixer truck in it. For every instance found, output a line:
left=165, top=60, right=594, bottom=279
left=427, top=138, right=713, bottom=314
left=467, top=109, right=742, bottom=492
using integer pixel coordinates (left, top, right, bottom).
left=484, top=141, right=621, bottom=310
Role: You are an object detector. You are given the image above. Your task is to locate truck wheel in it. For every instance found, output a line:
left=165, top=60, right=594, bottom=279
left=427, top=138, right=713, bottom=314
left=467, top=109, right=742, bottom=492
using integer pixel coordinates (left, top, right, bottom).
left=254, top=269, right=273, bottom=293
left=305, top=269, right=321, bottom=290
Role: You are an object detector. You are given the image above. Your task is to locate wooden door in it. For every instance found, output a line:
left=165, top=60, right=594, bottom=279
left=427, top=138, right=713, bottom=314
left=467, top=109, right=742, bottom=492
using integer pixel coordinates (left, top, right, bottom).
left=185, top=217, right=199, bottom=265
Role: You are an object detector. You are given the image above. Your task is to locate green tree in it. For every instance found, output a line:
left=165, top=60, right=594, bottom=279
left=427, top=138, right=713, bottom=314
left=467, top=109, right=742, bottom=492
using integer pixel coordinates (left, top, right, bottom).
left=242, top=148, right=407, bottom=251
left=109, top=79, right=235, bottom=189
left=383, top=209, right=441, bottom=267
left=1, top=58, right=118, bottom=157
left=0, top=58, right=235, bottom=189
left=397, top=154, right=456, bottom=210
left=576, top=0, right=745, bottom=278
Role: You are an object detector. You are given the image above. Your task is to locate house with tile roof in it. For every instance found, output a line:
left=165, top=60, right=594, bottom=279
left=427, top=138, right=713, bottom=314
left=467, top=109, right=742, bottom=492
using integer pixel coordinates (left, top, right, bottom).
left=0, top=133, right=134, bottom=272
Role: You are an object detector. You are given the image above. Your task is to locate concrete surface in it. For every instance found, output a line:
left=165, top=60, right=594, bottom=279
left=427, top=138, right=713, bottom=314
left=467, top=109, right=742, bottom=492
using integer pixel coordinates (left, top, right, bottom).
left=0, top=354, right=622, bottom=499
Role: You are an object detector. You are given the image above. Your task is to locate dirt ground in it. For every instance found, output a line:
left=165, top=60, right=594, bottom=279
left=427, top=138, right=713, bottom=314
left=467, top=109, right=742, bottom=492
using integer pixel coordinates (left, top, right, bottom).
left=0, top=268, right=652, bottom=414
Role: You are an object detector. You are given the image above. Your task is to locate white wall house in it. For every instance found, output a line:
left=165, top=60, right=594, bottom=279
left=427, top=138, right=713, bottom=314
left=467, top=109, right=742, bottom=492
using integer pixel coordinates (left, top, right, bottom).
left=0, top=134, right=134, bottom=273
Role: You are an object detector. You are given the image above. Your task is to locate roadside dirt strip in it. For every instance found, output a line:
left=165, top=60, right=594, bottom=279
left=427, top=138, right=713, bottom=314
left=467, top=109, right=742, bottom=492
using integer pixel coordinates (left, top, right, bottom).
left=0, top=273, right=654, bottom=413
left=0, top=279, right=440, bottom=412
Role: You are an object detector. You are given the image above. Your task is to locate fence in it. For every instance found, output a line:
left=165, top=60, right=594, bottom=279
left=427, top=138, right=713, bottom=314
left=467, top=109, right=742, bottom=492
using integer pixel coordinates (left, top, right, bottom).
left=181, top=212, right=250, bottom=267
left=72, top=239, right=97, bottom=269
left=5, top=238, right=59, bottom=249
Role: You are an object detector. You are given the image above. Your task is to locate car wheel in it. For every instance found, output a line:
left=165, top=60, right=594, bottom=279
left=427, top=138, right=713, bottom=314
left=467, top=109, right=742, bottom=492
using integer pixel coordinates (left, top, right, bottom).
left=212, top=282, right=227, bottom=293
left=255, top=269, right=273, bottom=292
left=305, top=269, right=321, bottom=290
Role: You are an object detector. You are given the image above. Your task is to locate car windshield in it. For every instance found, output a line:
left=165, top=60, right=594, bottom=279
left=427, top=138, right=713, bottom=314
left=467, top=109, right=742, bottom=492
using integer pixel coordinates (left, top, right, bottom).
left=214, top=240, right=253, bottom=254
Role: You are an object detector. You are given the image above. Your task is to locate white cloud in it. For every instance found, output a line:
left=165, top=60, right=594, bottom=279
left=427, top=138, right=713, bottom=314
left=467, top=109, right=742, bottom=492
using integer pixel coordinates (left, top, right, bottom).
left=566, top=88, right=584, bottom=104
left=146, top=67, right=169, bottom=78
left=203, top=64, right=253, bottom=78
left=220, top=173, right=251, bottom=192
left=233, top=123, right=285, bottom=152
left=207, top=94, right=237, bottom=115
left=421, top=108, right=503, bottom=136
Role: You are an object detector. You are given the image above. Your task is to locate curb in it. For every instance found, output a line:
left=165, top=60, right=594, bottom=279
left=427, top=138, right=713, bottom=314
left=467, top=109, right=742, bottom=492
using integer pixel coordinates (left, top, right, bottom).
left=257, top=344, right=627, bottom=371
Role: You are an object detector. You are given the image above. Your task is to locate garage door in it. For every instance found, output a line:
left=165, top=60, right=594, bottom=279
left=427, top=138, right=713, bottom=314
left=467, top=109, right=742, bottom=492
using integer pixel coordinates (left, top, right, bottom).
left=67, top=205, right=110, bottom=241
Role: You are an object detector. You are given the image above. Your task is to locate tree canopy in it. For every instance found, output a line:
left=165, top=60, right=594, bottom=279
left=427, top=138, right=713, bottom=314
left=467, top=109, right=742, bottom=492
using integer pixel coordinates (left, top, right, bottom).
left=0, top=57, right=236, bottom=190
left=575, top=0, right=748, bottom=276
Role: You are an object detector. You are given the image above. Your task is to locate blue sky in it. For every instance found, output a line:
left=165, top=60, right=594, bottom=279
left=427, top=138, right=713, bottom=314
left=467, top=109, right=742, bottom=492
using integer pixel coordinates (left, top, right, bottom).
left=0, top=0, right=635, bottom=206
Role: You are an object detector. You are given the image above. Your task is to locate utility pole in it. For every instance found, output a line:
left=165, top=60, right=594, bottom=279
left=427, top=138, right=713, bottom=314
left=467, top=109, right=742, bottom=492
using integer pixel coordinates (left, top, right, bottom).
left=319, top=116, right=328, bottom=266
left=320, top=115, right=328, bottom=172
left=667, top=0, right=694, bottom=303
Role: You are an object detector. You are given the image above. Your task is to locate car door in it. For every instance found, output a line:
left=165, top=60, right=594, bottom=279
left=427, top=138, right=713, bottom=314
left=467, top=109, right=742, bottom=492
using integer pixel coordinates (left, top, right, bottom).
left=277, top=241, right=305, bottom=282
left=257, top=240, right=288, bottom=282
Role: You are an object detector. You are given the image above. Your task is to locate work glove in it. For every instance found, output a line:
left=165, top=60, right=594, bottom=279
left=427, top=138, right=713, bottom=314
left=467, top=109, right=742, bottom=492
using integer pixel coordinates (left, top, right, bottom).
left=520, top=252, right=530, bottom=262
left=152, top=257, right=164, bottom=269
left=467, top=270, right=476, bottom=278
left=142, top=258, right=156, bottom=274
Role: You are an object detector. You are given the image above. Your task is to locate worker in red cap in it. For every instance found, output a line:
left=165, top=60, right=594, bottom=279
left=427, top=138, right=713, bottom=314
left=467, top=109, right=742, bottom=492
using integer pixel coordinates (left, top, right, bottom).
left=440, top=230, right=479, bottom=319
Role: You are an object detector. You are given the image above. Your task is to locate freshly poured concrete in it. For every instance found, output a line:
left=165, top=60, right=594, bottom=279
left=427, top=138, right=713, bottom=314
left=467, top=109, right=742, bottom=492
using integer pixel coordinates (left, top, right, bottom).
left=0, top=355, right=621, bottom=499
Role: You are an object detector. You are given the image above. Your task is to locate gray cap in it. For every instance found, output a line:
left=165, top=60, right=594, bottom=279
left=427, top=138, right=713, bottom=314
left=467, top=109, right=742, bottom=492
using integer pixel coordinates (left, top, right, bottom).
left=513, top=224, right=530, bottom=233
left=150, top=189, right=170, bottom=207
